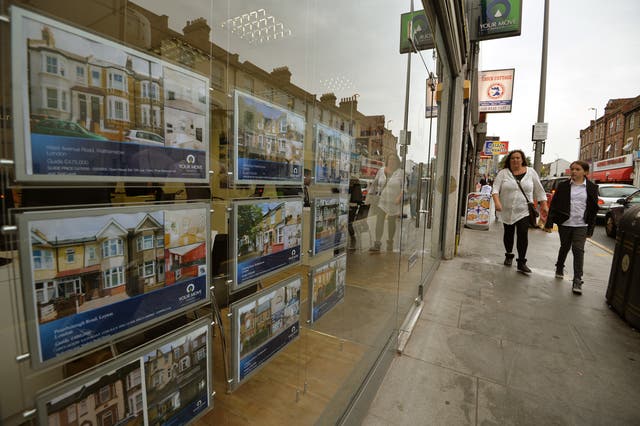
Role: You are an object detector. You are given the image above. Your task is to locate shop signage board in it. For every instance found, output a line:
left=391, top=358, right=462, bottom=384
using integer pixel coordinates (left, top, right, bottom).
left=18, top=204, right=210, bottom=367
left=478, top=0, right=522, bottom=41
left=231, top=198, right=303, bottom=292
left=314, top=123, right=352, bottom=186
left=233, top=90, right=305, bottom=185
left=230, top=275, right=301, bottom=390
left=309, top=254, right=347, bottom=323
left=425, top=78, right=438, bottom=118
left=593, top=154, right=634, bottom=171
left=465, top=192, right=492, bottom=230
left=310, top=196, right=349, bottom=256
left=478, top=69, right=515, bottom=113
left=399, top=10, right=435, bottom=53
left=483, top=140, right=509, bottom=155
left=11, top=7, right=210, bottom=183
left=36, top=319, right=212, bottom=425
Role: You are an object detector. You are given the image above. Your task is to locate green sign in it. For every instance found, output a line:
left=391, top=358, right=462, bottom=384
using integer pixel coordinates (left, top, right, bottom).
left=478, top=0, right=522, bottom=40
left=399, top=10, right=434, bottom=54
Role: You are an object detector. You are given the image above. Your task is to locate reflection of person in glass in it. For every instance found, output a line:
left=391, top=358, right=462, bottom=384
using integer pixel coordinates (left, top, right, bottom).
left=369, top=154, right=403, bottom=252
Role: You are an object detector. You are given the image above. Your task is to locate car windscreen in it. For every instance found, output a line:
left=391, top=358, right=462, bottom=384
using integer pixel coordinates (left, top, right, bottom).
left=599, top=186, right=638, bottom=198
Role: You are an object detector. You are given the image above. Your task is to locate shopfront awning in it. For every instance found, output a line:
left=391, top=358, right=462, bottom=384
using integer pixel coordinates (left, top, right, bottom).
left=590, top=166, right=634, bottom=182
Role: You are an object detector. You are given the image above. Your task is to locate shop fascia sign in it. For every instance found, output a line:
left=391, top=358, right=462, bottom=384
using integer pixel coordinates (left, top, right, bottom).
left=593, top=154, right=633, bottom=171
left=478, top=0, right=522, bottom=41
left=483, top=140, right=509, bottom=156
left=399, top=10, right=435, bottom=53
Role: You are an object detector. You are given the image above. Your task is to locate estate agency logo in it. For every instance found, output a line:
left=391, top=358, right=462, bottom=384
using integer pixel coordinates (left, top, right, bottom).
left=485, top=0, right=511, bottom=22
left=179, top=282, right=202, bottom=302
left=179, top=154, right=204, bottom=171
left=488, top=83, right=505, bottom=99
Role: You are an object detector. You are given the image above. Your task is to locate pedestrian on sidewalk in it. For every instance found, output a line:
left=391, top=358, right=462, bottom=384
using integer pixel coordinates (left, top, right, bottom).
left=369, top=153, right=403, bottom=252
left=492, top=150, right=548, bottom=273
left=479, top=178, right=492, bottom=194
left=543, top=160, right=598, bottom=295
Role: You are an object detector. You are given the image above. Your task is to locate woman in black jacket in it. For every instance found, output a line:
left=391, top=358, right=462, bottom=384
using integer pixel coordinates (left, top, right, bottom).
left=544, top=160, right=599, bottom=295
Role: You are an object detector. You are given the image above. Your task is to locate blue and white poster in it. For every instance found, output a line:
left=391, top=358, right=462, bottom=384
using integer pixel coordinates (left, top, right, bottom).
left=311, top=197, right=349, bottom=255
left=18, top=204, right=210, bottom=367
left=231, top=276, right=301, bottom=388
left=233, top=90, right=305, bottom=185
left=37, top=320, right=211, bottom=426
left=314, top=123, right=351, bottom=186
left=11, top=7, right=209, bottom=182
left=310, top=254, right=347, bottom=323
left=233, top=199, right=303, bottom=291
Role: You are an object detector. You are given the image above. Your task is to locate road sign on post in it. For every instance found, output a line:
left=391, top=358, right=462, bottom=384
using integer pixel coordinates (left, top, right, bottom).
left=532, top=122, right=548, bottom=141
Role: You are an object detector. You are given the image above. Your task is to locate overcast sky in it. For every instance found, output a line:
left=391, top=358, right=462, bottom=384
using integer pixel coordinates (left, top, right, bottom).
left=134, top=0, right=640, bottom=165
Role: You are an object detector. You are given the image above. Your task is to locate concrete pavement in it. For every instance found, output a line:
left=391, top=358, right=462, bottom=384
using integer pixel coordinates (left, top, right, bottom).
left=363, top=219, right=640, bottom=425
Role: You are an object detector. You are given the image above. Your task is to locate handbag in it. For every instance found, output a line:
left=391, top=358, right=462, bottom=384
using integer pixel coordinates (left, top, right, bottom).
left=513, top=172, right=539, bottom=228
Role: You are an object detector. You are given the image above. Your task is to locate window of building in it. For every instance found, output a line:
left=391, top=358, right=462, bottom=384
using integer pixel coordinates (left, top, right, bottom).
left=212, top=64, right=224, bottom=88
left=108, top=70, right=127, bottom=91
left=103, top=266, right=124, bottom=288
left=102, top=238, right=123, bottom=257
left=46, top=87, right=58, bottom=109
left=99, top=385, right=111, bottom=404
left=141, top=105, right=150, bottom=126
left=150, top=82, right=160, bottom=100
left=67, top=406, right=77, bottom=422
left=137, top=235, right=154, bottom=251
left=195, top=347, right=206, bottom=362
left=100, top=411, right=113, bottom=426
left=87, top=246, right=97, bottom=261
left=78, top=400, right=88, bottom=416
left=45, top=55, right=58, bottom=75
left=107, top=96, right=130, bottom=121
left=76, top=66, right=85, bottom=83
left=35, top=281, right=56, bottom=303
left=156, top=235, right=164, bottom=248
left=173, top=347, right=181, bottom=358
left=616, top=116, right=622, bottom=132
left=180, top=356, right=190, bottom=371
left=153, top=371, right=164, bottom=387
left=138, top=260, right=155, bottom=278
left=33, top=249, right=54, bottom=270
left=609, top=121, right=614, bottom=135
left=129, top=393, right=144, bottom=414
left=91, top=68, right=101, bottom=86
left=152, top=106, right=161, bottom=127
left=630, top=114, right=635, bottom=131
left=65, top=248, right=75, bottom=263
left=127, top=369, right=142, bottom=389
left=279, top=119, right=287, bottom=133
left=140, top=81, right=148, bottom=98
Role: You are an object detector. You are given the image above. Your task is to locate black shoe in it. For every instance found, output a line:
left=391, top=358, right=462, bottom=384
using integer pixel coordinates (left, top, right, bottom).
left=555, top=266, right=564, bottom=279
left=517, top=260, right=531, bottom=274
left=504, top=253, right=515, bottom=266
left=572, top=280, right=583, bottom=295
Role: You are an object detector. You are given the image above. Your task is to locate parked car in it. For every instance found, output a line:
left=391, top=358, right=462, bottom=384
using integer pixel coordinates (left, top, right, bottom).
left=596, top=183, right=638, bottom=219
left=124, top=130, right=165, bottom=145
left=604, top=189, right=640, bottom=237
left=539, top=176, right=570, bottom=223
left=32, top=119, right=108, bottom=140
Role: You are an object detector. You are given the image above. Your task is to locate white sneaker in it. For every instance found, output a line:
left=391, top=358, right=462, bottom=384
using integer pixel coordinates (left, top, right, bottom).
left=572, top=280, right=583, bottom=295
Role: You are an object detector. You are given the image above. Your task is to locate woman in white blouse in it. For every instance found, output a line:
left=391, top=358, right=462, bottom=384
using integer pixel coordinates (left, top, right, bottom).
left=491, top=150, right=548, bottom=273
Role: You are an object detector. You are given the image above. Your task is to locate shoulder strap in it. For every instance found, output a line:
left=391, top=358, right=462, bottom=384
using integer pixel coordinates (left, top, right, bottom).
left=511, top=171, right=531, bottom=203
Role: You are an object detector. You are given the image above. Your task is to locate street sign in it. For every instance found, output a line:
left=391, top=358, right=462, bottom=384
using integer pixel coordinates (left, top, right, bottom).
left=399, top=10, right=435, bottom=53
left=532, top=122, right=548, bottom=141
left=477, top=0, right=523, bottom=41
left=478, top=69, right=515, bottom=113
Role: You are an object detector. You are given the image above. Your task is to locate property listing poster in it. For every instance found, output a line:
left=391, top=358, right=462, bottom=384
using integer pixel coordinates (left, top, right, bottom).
left=233, top=90, right=305, bottom=185
left=310, top=254, right=347, bottom=323
left=233, top=199, right=302, bottom=290
left=19, top=205, right=209, bottom=366
left=314, top=123, right=351, bottom=186
left=12, top=7, right=209, bottom=182
left=232, top=276, right=301, bottom=387
left=312, top=197, right=348, bottom=255
left=38, top=321, right=211, bottom=426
